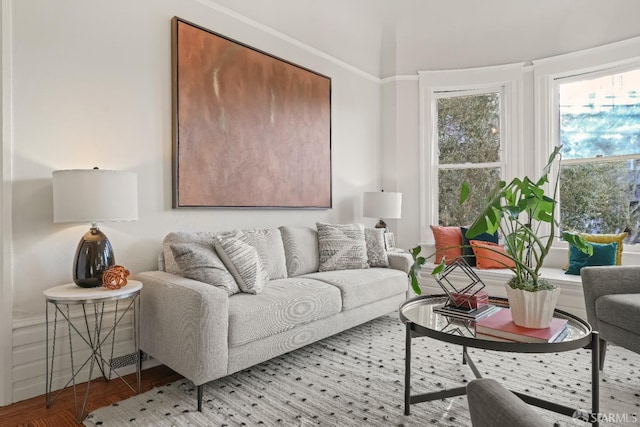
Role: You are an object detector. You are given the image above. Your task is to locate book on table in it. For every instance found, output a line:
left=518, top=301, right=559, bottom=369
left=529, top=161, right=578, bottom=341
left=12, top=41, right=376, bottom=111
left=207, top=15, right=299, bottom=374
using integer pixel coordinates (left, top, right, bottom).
left=474, top=308, right=568, bottom=343
left=433, top=303, right=499, bottom=320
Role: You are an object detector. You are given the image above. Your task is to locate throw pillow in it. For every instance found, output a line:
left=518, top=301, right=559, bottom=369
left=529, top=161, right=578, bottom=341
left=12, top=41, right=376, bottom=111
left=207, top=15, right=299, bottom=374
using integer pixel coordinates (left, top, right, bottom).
left=579, top=232, right=626, bottom=266
left=279, top=226, right=320, bottom=276
left=241, top=228, right=288, bottom=280
left=430, top=225, right=462, bottom=265
left=461, top=226, right=499, bottom=267
left=214, top=230, right=268, bottom=294
left=365, top=227, right=389, bottom=268
left=170, top=242, right=240, bottom=295
left=316, top=222, right=369, bottom=272
left=470, top=240, right=516, bottom=269
left=565, top=241, right=618, bottom=275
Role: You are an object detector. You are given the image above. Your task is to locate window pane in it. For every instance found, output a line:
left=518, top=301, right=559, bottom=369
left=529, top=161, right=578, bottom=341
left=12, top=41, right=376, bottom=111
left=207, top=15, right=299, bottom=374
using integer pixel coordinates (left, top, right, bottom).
left=438, top=167, right=501, bottom=226
left=560, top=160, right=640, bottom=242
left=560, top=69, right=640, bottom=160
left=437, top=93, right=500, bottom=164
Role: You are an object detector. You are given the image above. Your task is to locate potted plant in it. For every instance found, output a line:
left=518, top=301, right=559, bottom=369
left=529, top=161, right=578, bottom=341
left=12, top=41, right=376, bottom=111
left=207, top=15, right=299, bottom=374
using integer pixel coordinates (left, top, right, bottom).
left=410, top=146, right=592, bottom=328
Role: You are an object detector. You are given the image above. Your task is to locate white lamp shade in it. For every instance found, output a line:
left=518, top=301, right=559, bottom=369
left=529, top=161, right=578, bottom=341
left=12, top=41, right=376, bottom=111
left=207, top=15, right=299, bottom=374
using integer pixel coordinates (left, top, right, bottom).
left=363, top=191, right=402, bottom=219
left=53, top=169, right=138, bottom=223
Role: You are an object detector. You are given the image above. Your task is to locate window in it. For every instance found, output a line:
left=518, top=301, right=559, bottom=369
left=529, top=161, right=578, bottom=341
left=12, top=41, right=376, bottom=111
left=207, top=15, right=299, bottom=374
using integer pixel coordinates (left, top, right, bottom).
left=436, top=90, right=503, bottom=226
left=419, top=65, right=524, bottom=243
left=557, top=68, right=640, bottom=244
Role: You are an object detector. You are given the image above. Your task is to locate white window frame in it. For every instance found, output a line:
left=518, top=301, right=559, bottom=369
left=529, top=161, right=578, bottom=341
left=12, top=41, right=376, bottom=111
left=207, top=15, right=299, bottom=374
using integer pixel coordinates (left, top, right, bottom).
left=418, top=64, right=525, bottom=244
left=533, top=37, right=640, bottom=250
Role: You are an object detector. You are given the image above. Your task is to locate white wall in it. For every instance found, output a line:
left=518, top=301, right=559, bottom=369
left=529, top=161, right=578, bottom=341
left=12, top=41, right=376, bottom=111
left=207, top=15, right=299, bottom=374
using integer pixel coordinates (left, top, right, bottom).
left=3, top=0, right=383, bottom=404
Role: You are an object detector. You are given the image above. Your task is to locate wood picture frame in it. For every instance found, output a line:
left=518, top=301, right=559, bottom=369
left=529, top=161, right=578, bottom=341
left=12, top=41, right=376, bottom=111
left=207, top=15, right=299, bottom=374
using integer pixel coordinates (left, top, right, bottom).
left=171, top=17, right=332, bottom=209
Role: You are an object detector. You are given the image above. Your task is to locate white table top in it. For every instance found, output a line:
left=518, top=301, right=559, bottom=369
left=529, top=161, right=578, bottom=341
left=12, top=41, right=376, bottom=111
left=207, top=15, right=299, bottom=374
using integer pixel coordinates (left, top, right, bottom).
left=44, top=280, right=142, bottom=303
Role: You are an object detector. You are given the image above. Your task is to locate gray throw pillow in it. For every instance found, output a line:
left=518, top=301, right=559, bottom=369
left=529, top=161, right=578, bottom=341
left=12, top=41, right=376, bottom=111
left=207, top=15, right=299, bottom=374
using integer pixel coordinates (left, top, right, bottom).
left=279, top=226, right=320, bottom=276
left=365, top=227, right=389, bottom=268
left=316, top=222, right=369, bottom=272
left=214, top=230, right=268, bottom=294
left=241, top=228, right=288, bottom=280
left=170, top=242, right=240, bottom=295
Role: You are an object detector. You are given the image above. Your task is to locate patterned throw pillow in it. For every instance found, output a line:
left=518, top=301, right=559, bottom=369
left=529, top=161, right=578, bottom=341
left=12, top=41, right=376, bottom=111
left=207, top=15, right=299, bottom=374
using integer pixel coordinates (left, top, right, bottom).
left=316, top=222, right=369, bottom=272
left=365, top=227, right=389, bottom=268
left=170, top=242, right=240, bottom=295
left=241, top=228, right=288, bottom=280
left=214, top=230, right=268, bottom=294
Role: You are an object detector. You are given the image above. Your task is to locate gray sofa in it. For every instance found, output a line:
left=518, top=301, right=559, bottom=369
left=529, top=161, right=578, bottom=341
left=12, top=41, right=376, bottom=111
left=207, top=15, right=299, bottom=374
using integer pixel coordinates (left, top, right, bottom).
left=581, top=265, right=640, bottom=369
left=132, top=225, right=412, bottom=410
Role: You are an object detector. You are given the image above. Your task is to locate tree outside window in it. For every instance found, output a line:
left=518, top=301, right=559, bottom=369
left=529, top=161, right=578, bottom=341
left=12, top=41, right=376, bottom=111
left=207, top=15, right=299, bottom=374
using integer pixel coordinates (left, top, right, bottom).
left=437, top=92, right=503, bottom=226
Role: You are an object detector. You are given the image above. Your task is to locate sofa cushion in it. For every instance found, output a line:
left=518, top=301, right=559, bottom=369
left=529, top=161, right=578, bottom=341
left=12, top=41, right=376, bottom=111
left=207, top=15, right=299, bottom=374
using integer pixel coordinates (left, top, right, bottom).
left=227, top=278, right=342, bottom=347
left=365, top=227, right=389, bottom=268
left=279, top=226, right=320, bottom=277
left=242, top=228, right=288, bottom=280
left=170, top=242, right=240, bottom=295
left=301, top=268, right=407, bottom=311
left=215, top=231, right=269, bottom=294
left=162, top=231, right=218, bottom=275
left=595, top=293, right=640, bottom=336
left=316, top=222, right=369, bottom=272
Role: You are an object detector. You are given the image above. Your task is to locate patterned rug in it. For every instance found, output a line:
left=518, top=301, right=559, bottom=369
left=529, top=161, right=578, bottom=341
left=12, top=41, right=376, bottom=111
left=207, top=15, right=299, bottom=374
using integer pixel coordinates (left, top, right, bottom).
left=85, top=313, right=640, bottom=426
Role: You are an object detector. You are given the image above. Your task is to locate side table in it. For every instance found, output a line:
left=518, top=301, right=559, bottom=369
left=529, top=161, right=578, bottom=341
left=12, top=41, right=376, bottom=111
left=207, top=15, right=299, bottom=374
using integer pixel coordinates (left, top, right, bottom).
left=44, top=280, right=142, bottom=422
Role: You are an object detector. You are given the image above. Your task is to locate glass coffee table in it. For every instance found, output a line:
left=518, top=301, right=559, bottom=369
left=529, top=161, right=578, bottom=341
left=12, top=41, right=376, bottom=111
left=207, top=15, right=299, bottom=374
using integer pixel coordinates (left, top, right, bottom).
left=399, top=294, right=601, bottom=426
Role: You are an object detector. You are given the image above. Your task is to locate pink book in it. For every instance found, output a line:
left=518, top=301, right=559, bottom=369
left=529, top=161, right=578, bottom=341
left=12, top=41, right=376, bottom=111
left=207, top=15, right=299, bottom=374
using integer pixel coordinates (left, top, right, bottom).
left=475, top=308, right=568, bottom=343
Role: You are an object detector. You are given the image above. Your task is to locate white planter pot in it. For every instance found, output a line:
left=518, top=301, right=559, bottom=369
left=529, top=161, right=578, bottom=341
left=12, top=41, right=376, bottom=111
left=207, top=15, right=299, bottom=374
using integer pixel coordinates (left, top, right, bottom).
left=505, top=284, right=561, bottom=329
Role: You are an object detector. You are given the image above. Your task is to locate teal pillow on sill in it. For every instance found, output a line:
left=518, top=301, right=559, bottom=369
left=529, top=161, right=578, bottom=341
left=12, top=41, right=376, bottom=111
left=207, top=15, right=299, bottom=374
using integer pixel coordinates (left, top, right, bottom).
left=565, top=241, right=618, bottom=275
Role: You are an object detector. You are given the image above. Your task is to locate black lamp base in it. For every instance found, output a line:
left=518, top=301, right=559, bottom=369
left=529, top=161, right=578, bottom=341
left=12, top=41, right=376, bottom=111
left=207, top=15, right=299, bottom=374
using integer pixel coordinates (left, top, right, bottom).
left=375, top=219, right=389, bottom=232
left=73, top=226, right=115, bottom=288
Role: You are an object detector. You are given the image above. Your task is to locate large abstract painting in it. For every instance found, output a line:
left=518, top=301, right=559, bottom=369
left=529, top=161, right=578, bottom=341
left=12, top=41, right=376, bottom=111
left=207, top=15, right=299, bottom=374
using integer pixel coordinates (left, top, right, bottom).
left=172, top=17, right=332, bottom=208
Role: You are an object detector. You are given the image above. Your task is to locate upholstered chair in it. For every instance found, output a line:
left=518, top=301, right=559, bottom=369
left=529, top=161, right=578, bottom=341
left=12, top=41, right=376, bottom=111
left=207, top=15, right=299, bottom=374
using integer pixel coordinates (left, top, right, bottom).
left=581, top=265, right=640, bottom=369
left=466, top=379, right=540, bottom=427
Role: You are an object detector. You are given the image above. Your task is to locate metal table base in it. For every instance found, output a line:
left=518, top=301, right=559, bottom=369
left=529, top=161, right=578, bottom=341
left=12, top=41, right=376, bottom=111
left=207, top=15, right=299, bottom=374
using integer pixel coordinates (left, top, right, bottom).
left=44, top=283, right=141, bottom=422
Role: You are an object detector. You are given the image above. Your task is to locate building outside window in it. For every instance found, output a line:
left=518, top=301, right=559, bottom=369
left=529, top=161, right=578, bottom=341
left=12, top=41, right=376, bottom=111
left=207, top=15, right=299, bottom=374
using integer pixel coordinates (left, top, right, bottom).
left=557, top=68, right=640, bottom=244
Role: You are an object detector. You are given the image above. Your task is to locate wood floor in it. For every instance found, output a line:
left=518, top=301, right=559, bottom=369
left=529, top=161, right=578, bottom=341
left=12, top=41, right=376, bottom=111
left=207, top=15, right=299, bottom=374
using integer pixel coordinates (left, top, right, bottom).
left=0, top=365, right=183, bottom=427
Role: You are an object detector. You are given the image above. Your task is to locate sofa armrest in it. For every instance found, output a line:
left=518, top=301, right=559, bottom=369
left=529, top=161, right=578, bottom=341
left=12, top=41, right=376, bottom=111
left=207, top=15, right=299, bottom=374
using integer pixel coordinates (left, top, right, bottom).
left=581, top=266, right=640, bottom=329
left=467, top=379, right=540, bottom=427
left=133, top=271, right=230, bottom=386
left=388, top=252, right=413, bottom=274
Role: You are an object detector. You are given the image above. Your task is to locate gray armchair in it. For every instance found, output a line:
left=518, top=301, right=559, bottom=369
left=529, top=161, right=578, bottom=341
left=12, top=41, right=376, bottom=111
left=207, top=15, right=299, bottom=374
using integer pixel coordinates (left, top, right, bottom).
left=581, top=265, right=640, bottom=369
left=466, top=379, right=540, bottom=427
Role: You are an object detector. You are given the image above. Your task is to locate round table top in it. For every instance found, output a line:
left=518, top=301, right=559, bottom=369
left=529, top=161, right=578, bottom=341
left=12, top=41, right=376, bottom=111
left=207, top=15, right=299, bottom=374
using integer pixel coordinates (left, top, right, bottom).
left=44, top=280, right=142, bottom=304
left=399, top=294, right=593, bottom=352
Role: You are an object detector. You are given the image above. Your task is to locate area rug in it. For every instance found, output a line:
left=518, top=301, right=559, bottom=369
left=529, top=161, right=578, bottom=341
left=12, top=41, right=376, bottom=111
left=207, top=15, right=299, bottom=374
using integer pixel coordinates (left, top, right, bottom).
left=85, top=313, right=639, bottom=426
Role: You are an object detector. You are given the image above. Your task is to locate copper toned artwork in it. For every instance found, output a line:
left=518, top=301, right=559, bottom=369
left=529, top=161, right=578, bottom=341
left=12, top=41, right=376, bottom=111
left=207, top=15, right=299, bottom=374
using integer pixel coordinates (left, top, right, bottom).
left=172, top=17, right=332, bottom=208
left=102, top=265, right=130, bottom=290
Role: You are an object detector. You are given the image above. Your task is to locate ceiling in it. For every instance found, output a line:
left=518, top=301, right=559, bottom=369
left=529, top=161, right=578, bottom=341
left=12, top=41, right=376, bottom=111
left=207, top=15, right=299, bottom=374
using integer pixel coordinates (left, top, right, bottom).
left=208, top=0, right=640, bottom=78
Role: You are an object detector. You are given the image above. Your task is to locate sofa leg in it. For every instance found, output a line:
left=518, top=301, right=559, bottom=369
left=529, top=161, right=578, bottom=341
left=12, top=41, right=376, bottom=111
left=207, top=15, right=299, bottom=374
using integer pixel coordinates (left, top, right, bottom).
left=197, top=385, right=203, bottom=411
left=599, top=339, right=607, bottom=370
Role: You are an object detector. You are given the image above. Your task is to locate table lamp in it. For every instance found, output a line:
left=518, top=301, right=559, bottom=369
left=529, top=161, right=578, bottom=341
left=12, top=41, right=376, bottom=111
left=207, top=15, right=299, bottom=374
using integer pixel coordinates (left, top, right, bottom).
left=52, top=168, right=138, bottom=288
left=363, top=191, right=402, bottom=231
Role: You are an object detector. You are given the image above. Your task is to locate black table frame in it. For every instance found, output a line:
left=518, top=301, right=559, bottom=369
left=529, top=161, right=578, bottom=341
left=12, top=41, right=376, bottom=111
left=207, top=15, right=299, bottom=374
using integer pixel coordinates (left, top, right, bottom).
left=400, top=295, right=600, bottom=426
